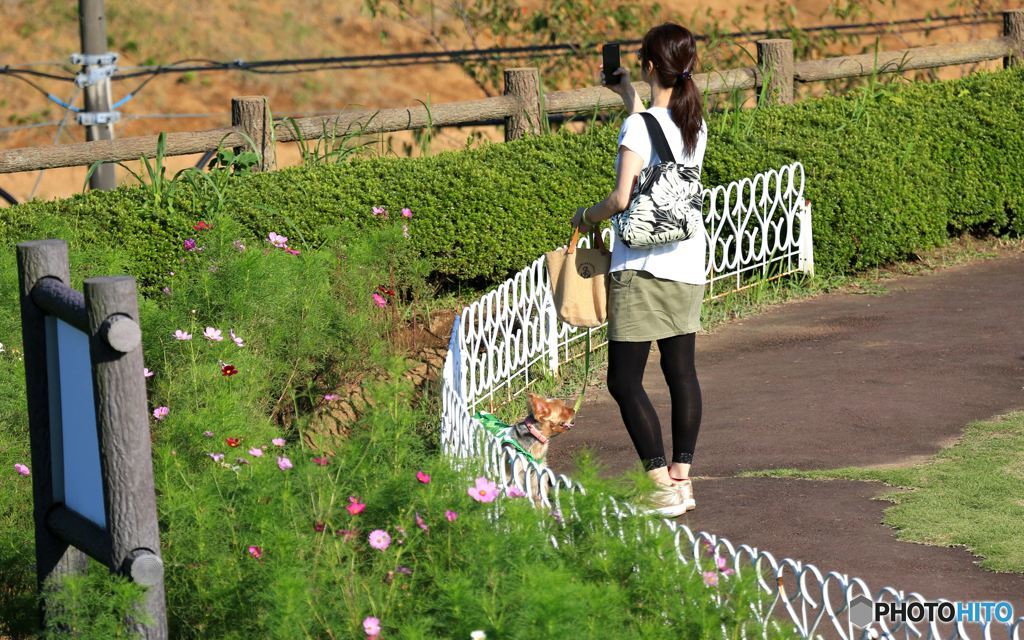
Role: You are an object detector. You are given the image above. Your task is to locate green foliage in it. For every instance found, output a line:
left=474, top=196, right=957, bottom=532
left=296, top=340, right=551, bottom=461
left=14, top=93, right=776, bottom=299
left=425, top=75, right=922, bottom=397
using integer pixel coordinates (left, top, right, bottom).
left=0, top=218, right=790, bottom=638
left=5, top=68, right=1024, bottom=293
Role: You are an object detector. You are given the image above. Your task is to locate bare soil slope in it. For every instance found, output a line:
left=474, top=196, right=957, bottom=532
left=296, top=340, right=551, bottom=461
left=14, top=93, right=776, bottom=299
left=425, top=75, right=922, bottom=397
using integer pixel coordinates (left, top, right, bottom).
left=0, top=0, right=1010, bottom=202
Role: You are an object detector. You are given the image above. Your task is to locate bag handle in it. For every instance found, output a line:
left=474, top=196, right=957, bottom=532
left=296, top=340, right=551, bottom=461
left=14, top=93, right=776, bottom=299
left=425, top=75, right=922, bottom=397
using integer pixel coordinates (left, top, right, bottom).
left=638, top=112, right=676, bottom=164
left=565, top=226, right=607, bottom=255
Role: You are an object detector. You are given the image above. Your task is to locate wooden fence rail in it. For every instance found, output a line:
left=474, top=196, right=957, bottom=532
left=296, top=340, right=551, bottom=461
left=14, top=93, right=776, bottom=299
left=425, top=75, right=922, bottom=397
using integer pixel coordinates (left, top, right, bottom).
left=1, top=10, right=1021, bottom=178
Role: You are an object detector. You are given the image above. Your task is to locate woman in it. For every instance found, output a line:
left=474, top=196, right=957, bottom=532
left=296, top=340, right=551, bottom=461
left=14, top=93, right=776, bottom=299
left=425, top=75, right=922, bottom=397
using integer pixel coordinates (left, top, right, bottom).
left=572, top=23, right=707, bottom=517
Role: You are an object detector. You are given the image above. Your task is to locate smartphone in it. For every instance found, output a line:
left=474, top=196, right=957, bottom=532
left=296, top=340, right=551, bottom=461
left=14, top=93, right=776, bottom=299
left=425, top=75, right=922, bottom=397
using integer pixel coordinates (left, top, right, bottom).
left=602, top=43, right=621, bottom=85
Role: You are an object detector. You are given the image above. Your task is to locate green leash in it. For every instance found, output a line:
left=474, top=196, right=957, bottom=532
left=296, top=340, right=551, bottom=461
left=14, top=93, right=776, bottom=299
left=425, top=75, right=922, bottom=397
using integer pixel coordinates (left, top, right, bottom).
left=572, top=330, right=592, bottom=414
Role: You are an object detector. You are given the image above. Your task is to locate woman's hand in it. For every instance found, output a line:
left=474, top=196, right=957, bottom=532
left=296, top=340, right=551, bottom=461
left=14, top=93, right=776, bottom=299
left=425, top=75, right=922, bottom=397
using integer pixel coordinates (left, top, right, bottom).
left=602, top=67, right=639, bottom=110
left=572, top=206, right=591, bottom=233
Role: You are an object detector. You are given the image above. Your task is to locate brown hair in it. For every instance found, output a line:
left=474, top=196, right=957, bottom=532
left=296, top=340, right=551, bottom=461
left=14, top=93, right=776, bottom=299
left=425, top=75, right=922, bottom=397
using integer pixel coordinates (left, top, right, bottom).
left=639, top=23, right=703, bottom=157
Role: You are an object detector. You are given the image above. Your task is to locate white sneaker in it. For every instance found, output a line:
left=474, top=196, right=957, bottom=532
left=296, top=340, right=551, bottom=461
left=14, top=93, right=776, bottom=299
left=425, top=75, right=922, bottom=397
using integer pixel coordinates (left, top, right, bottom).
left=645, top=483, right=690, bottom=517
left=673, top=478, right=696, bottom=512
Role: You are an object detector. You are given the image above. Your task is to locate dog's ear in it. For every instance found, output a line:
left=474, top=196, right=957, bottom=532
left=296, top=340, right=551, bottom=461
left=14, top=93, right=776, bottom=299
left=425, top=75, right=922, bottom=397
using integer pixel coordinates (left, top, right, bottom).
left=528, top=392, right=551, bottom=420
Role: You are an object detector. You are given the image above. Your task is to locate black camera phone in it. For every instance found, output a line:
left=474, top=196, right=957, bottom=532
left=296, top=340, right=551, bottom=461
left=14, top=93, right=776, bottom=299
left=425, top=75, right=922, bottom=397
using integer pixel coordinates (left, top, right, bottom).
left=602, top=43, right=621, bottom=85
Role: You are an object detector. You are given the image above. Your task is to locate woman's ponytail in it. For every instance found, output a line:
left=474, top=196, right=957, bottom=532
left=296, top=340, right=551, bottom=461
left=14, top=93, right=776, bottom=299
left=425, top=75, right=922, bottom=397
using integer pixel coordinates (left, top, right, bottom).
left=641, top=23, right=704, bottom=157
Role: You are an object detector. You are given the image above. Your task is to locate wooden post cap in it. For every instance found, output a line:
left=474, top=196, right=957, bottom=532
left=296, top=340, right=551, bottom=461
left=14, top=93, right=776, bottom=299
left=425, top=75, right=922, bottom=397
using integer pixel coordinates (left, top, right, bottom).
left=127, top=550, right=164, bottom=587
left=100, top=314, right=141, bottom=353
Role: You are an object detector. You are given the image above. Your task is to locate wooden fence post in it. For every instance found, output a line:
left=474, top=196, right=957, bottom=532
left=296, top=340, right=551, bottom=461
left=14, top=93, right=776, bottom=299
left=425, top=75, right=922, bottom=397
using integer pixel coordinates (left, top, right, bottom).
left=231, top=95, right=277, bottom=171
left=16, top=240, right=91, bottom=629
left=504, top=68, right=542, bottom=141
left=84, top=276, right=167, bottom=638
left=1005, top=10, right=1024, bottom=68
left=757, top=39, right=795, bottom=105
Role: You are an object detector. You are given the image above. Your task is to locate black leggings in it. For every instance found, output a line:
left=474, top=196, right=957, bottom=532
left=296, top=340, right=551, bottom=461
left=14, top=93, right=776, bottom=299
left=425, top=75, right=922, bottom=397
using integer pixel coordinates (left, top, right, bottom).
left=606, top=332, right=702, bottom=472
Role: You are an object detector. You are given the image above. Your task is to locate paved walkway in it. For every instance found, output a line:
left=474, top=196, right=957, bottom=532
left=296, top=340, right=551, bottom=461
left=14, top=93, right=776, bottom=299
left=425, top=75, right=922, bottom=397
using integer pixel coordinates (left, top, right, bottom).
left=545, top=248, right=1024, bottom=608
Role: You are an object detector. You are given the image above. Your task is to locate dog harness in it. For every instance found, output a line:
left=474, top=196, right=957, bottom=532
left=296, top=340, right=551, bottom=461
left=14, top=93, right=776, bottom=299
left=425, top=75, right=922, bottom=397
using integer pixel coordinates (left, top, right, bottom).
left=472, top=411, right=541, bottom=463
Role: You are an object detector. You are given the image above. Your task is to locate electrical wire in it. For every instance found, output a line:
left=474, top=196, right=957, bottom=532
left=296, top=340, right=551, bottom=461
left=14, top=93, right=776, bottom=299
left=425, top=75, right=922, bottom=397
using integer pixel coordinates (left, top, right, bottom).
left=106, top=11, right=999, bottom=79
left=0, top=65, right=76, bottom=82
left=28, top=86, right=81, bottom=201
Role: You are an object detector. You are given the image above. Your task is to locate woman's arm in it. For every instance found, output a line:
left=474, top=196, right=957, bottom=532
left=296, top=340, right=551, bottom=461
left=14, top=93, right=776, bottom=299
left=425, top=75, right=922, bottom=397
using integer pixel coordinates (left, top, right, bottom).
left=605, top=66, right=644, bottom=115
left=572, top=145, right=644, bottom=230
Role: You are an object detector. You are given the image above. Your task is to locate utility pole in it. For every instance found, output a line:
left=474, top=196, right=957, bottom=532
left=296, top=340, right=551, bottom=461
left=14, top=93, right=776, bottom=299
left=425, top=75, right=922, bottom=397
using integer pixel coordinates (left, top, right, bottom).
left=77, top=0, right=117, bottom=190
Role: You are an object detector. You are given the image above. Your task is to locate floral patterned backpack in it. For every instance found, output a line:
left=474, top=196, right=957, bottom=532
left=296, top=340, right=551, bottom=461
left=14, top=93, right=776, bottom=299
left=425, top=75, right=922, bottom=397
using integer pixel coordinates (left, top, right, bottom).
left=611, top=111, right=703, bottom=249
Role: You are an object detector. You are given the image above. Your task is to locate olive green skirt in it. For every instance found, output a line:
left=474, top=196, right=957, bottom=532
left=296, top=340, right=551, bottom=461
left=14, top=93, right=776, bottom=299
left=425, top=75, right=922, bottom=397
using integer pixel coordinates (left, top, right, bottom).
left=607, top=269, right=705, bottom=342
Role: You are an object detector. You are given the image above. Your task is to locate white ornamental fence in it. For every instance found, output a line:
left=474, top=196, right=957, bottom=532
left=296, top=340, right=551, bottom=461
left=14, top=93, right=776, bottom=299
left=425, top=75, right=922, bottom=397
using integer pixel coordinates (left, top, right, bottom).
left=438, top=161, right=1023, bottom=639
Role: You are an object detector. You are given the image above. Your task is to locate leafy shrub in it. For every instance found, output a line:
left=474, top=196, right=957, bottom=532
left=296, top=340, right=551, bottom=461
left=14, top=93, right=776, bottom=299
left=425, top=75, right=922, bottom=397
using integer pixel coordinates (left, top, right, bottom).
left=3, top=67, right=1021, bottom=292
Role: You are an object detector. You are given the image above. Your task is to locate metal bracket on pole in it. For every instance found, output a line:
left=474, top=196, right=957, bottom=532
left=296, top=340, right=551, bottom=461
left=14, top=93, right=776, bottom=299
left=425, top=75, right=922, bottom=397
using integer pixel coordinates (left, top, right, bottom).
left=71, top=52, right=118, bottom=88
left=75, top=111, right=121, bottom=126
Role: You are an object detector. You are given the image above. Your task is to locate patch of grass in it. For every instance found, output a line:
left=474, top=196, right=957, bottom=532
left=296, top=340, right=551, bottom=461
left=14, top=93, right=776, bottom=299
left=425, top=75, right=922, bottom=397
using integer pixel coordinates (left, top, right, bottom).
left=742, top=411, right=1024, bottom=573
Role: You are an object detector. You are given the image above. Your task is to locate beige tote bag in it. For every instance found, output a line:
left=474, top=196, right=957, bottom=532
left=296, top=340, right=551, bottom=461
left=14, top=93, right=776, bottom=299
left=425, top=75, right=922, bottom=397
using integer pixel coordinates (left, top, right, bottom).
left=545, top=227, right=610, bottom=328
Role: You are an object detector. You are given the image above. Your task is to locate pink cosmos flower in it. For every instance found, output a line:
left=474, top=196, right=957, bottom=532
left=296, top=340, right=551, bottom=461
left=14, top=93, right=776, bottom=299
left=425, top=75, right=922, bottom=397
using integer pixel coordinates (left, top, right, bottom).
left=248, top=447, right=263, bottom=457
left=415, top=512, right=429, bottom=532
left=208, top=453, right=224, bottom=462
left=14, top=463, right=30, bottom=477
left=272, top=438, right=286, bottom=447
left=247, top=545, right=262, bottom=559
left=312, top=456, right=330, bottom=466
left=371, top=206, right=388, bottom=218
left=174, top=330, right=192, bottom=341
left=363, top=616, right=381, bottom=636
left=323, top=394, right=339, bottom=402
left=401, top=207, right=413, bottom=218
left=277, top=456, right=293, bottom=471
left=372, top=293, right=387, bottom=308
left=144, top=367, right=154, bottom=378
left=153, top=406, right=169, bottom=421
left=183, top=238, right=197, bottom=251
left=416, top=470, right=431, bottom=484
left=203, top=327, right=223, bottom=342
left=347, top=496, right=366, bottom=515
left=230, top=329, right=244, bottom=347
left=468, top=476, right=498, bottom=503
left=506, top=485, right=526, bottom=498
left=715, top=556, right=735, bottom=576
left=268, top=232, right=288, bottom=248
left=702, top=571, right=719, bottom=587
left=284, top=247, right=301, bottom=256
left=368, top=529, right=391, bottom=551
left=445, top=510, right=458, bottom=522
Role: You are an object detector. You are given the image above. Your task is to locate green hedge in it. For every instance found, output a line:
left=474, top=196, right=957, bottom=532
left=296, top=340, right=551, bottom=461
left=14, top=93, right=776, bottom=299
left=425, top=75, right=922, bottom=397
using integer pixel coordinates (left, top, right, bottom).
left=3, top=67, right=1022, bottom=290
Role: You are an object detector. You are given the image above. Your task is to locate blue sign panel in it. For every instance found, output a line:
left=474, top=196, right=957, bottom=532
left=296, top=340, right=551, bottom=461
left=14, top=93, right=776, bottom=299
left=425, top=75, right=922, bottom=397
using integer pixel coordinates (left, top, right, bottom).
left=45, top=316, right=106, bottom=529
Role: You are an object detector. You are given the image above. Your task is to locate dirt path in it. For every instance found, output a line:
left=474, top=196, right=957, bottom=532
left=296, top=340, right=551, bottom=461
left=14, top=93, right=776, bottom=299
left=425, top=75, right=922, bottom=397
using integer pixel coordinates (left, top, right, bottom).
left=545, top=248, right=1024, bottom=606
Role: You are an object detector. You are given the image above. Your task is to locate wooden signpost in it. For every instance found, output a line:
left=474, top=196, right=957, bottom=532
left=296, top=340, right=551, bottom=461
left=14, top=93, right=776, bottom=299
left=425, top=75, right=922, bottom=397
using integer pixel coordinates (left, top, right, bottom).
left=16, top=239, right=167, bottom=638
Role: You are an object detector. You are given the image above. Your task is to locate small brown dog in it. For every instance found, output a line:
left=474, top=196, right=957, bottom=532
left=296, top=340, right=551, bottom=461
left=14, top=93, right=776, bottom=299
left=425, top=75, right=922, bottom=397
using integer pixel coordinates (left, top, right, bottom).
left=509, top=392, right=577, bottom=463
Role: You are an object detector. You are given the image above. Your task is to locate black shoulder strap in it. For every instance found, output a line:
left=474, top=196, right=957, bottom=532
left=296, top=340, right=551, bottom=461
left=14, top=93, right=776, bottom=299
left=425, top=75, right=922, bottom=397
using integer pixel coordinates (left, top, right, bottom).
left=638, top=111, right=676, bottom=164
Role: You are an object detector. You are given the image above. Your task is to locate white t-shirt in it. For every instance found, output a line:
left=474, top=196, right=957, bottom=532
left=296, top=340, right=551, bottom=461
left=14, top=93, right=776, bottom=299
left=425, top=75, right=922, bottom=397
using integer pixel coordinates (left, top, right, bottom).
left=610, top=107, right=708, bottom=285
